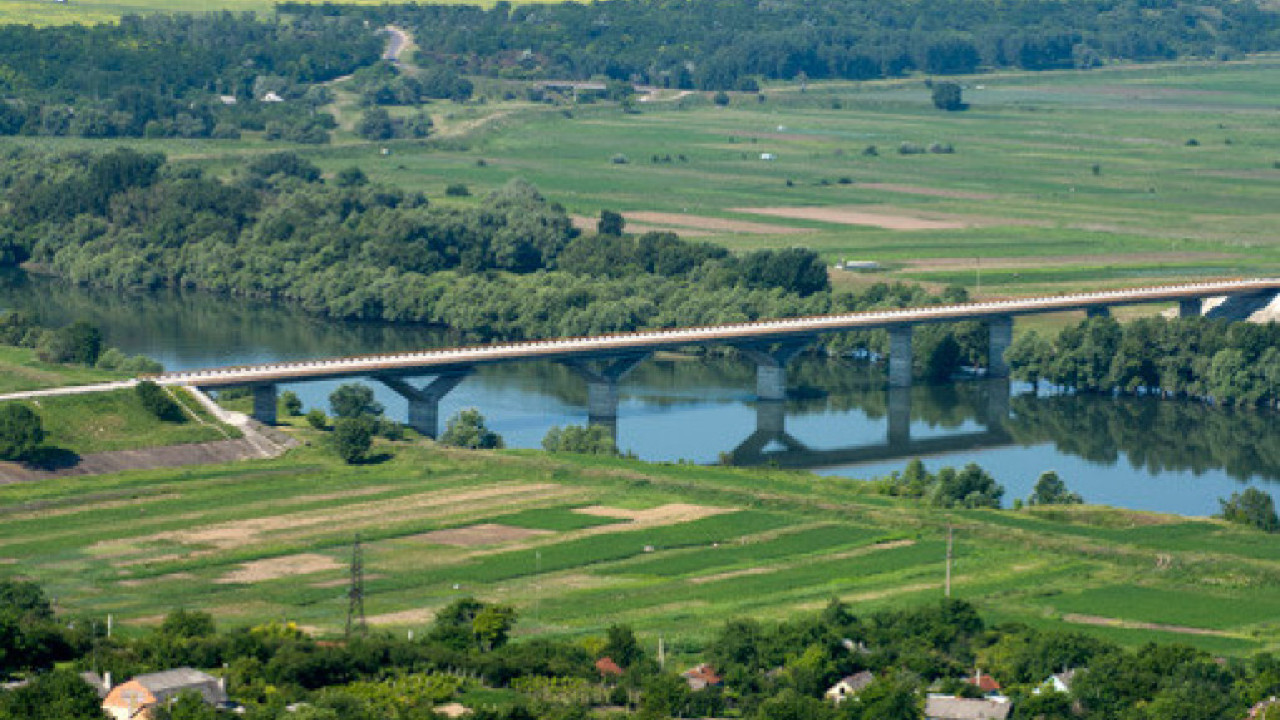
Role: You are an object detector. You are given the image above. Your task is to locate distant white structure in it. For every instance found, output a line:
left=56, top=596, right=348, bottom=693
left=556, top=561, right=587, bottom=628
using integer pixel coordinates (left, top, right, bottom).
left=260, top=91, right=284, bottom=103
left=760, top=153, right=776, bottom=161
left=835, top=259, right=882, bottom=271
left=218, top=95, right=238, bottom=106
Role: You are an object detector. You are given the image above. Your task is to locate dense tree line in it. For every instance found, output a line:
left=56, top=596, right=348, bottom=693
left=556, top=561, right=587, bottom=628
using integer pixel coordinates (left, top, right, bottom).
left=286, top=0, right=1280, bottom=90
left=1007, top=316, right=1280, bottom=407
left=0, top=13, right=381, bottom=140
left=2, top=148, right=989, bottom=364
left=5, top=578, right=1280, bottom=720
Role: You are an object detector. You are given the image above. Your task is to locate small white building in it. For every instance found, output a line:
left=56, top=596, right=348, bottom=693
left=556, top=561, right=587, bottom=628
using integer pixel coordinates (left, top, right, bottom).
left=260, top=91, right=284, bottom=103
left=760, top=152, right=776, bottom=161
left=825, top=670, right=875, bottom=704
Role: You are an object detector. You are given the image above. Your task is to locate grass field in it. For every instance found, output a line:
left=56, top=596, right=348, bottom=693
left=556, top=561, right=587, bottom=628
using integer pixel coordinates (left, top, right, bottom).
left=26, top=56, right=1268, bottom=300
left=7, top=60, right=1278, bottom=297
left=2, top=436, right=1276, bottom=658
left=0, top=344, right=126, bottom=394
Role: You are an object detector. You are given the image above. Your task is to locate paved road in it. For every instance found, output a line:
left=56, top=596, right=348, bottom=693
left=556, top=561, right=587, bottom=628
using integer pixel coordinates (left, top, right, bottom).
left=383, top=26, right=410, bottom=62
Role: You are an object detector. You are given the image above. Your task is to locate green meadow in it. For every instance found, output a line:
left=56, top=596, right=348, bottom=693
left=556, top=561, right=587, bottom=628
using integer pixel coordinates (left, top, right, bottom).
left=0, top=344, right=124, bottom=394
left=0, top=0, right=542, bottom=26
left=1, top=437, right=1277, bottom=658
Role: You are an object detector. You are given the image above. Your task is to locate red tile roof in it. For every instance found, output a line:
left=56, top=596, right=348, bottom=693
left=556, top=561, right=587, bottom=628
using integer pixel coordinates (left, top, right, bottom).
left=970, top=672, right=1002, bottom=693
left=595, top=657, right=624, bottom=677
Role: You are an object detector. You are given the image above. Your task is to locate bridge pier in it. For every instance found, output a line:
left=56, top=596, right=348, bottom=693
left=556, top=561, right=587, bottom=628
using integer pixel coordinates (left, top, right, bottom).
left=737, top=339, right=813, bottom=401
left=1086, top=306, right=1111, bottom=319
left=987, top=316, right=1013, bottom=379
left=252, top=384, right=278, bottom=425
left=1178, top=298, right=1203, bottom=318
left=377, top=372, right=472, bottom=439
left=888, top=326, right=913, bottom=388
left=565, top=353, right=649, bottom=431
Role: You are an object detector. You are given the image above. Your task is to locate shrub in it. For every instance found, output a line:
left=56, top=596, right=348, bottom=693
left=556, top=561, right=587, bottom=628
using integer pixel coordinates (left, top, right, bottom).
left=445, top=183, right=471, bottom=197
left=440, top=408, right=503, bottom=449
left=329, top=383, right=384, bottom=419
left=712, top=91, right=730, bottom=106
left=332, top=417, right=375, bottom=463
left=1218, top=488, right=1279, bottom=532
left=542, top=424, right=618, bottom=455
left=1027, top=471, right=1083, bottom=506
left=135, top=380, right=184, bottom=422
left=931, top=81, right=965, bottom=111
left=610, top=153, right=629, bottom=164
left=305, top=408, right=328, bottom=430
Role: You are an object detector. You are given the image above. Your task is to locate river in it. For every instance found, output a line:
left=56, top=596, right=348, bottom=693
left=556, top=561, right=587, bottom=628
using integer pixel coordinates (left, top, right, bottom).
left=3, top=269, right=1276, bottom=516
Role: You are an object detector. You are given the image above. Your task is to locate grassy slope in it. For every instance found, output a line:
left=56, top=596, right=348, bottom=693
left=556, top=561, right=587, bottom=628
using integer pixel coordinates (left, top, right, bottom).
left=26, top=387, right=239, bottom=453
left=1, top=437, right=1275, bottom=658
left=0, top=344, right=126, bottom=393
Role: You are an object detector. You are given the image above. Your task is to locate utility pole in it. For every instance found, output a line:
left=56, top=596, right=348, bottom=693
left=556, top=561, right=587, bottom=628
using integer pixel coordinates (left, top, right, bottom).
left=945, top=524, right=954, bottom=598
left=346, top=533, right=366, bottom=638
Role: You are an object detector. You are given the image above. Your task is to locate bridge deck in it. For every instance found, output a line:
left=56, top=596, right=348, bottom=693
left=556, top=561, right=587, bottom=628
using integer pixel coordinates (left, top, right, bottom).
left=154, top=279, right=1280, bottom=388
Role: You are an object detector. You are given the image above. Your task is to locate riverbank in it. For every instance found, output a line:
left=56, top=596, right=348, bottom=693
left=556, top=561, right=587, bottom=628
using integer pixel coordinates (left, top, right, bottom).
left=0, top=437, right=1275, bottom=656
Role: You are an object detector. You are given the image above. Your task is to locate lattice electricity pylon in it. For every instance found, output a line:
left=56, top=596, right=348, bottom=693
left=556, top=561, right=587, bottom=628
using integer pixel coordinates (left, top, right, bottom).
left=346, top=533, right=366, bottom=637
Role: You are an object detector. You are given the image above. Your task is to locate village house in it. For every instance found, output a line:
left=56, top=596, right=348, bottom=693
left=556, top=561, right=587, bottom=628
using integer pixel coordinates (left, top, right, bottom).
left=1034, top=669, right=1076, bottom=695
left=101, top=668, right=227, bottom=720
left=680, top=663, right=722, bottom=690
left=825, top=670, right=875, bottom=704
left=595, top=656, right=624, bottom=679
left=967, top=670, right=1002, bottom=696
left=925, top=694, right=1013, bottom=720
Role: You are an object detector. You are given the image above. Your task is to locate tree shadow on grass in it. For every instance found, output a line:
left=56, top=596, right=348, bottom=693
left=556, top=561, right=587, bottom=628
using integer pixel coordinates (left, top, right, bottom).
left=353, top=452, right=395, bottom=466
left=22, top=446, right=81, bottom=471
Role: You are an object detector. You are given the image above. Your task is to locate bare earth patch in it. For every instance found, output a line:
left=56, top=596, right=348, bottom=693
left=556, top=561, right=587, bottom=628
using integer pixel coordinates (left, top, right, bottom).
left=689, top=567, right=776, bottom=585
left=118, top=482, right=568, bottom=554
left=366, top=607, right=437, bottom=627
left=734, top=206, right=973, bottom=230
left=625, top=212, right=807, bottom=235
left=858, top=183, right=999, bottom=201
left=1063, top=613, right=1235, bottom=638
left=573, top=503, right=731, bottom=526
left=216, top=553, right=344, bottom=584
left=414, top=523, right=552, bottom=547
left=310, top=574, right=382, bottom=589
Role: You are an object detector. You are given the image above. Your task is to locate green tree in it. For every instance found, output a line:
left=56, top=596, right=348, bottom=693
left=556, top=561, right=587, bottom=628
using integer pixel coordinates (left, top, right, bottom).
left=0, top=668, right=106, bottom=720
left=153, top=691, right=217, bottom=720
left=440, top=408, right=503, bottom=449
left=929, top=463, right=1003, bottom=509
left=0, top=403, right=44, bottom=461
left=473, top=604, right=517, bottom=651
left=848, top=672, right=924, bottom=720
left=280, top=390, right=304, bottom=416
left=603, top=624, right=643, bottom=668
left=354, top=108, right=394, bottom=140
left=332, top=417, right=375, bottom=464
left=1027, top=471, right=1083, bottom=506
left=1005, top=330, right=1052, bottom=385
left=306, top=409, right=328, bottom=429
left=597, top=209, right=625, bottom=236
left=1218, top=488, right=1279, bottom=532
left=931, top=81, right=965, bottom=111
left=159, top=609, right=217, bottom=639
left=329, top=383, right=384, bottom=419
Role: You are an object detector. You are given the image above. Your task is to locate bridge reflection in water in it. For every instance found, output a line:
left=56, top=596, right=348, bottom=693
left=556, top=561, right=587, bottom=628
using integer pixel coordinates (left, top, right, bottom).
left=722, top=378, right=1013, bottom=469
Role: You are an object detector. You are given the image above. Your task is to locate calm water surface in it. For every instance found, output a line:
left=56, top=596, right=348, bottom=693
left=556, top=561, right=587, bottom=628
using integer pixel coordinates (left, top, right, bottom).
left=3, top=270, right=1276, bottom=516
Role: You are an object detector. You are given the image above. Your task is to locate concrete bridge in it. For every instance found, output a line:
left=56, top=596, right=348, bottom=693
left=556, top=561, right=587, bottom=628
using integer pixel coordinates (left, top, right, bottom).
left=149, top=278, right=1280, bottom=436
